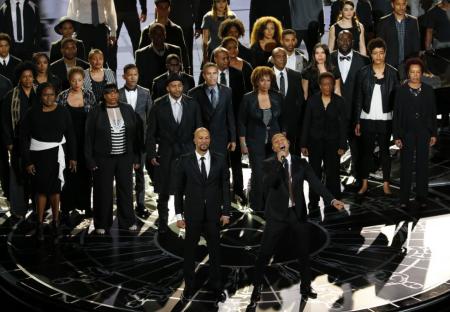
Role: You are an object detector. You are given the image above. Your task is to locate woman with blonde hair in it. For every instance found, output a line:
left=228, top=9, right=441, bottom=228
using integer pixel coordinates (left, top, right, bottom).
left=250, top=16, right=283, bottom=68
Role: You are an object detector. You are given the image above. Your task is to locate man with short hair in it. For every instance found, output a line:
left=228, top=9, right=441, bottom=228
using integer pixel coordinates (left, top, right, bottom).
left=424, top=0, right=450, bottom=50
left=0, top=33, right=22, bottom=83
left=279, top=29, right=308, bottom=73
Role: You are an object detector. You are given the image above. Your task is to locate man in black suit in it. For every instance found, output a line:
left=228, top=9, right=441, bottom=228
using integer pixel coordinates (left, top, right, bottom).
left=376, top=0, right=420, bottom=72
left=247, top=133, right=344, bottom=310
left=331, top=31, right=370, bottom=186
left=0, top=33, right=22, bottom=83
left=135, top=23, right=183, bottom=91
left=0, top=0, right=40, bottom=61
left=270, top=47, right=305, bottom=156
left=146, top=73, right=202, bottom=234
left=50, top=38, right=89, bottom=91
left=50, top=16, right=86, bottom=63
left=152, top=54, right=195, bottom=101
left=0, top=73, right=12, bottom=201
left=139, top=0, right=191, bottom=74
left=175, top=127, right=229, bottom=303
left=188, top=62, right=235, bottom=156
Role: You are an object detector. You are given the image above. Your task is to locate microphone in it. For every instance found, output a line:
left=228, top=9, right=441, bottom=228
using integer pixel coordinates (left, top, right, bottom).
left=280, top=146, right=286, bottom=163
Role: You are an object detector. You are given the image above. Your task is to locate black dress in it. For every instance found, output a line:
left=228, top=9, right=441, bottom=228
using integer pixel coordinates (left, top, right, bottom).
left=21, top=105, right=76, bottom=195
left=250, top=42, right=278, bottom=68
left=302, top=65, right=341, bottom=99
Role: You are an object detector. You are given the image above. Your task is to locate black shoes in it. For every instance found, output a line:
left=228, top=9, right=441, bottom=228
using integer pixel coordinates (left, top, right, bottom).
left=180, top=288, right=194, bottom=303
left=136, top=206, right=150, bottom=219
left=246, top=284, right=262, bottom=310
left=300, top=287, right=318, bottom=300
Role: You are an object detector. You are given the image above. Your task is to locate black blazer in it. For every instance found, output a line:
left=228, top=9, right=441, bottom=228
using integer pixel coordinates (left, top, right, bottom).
left=175, top=151, right=230, bottom=222
left=354, top=64, right=399, bottom=123
left=270, top=68, right=305, bottom=148
left=188, top=83, right=236, bottom=154
left=239, top=90, right=284, bottom=154
left=376, top=13, right=420, bottom=67
left=263, top=155, right=334, bottom=222
left=49, top=38, right=86, bottom=64
left=135, top=43, right=182, bottom=90
left=146, top=94, right=202, bottom=194
left=84, top=102, right=141, bottom=169
left=0, top=54, right=22, bottom=83
left=152, top=71, right=195, bottom=101
left=0, top=74, right=12, bottom=101
left=301, top=93, right=347, bottom=150
left=330, top=50, right=370, bottom=122
left=49, top=58, right=89, bottom=90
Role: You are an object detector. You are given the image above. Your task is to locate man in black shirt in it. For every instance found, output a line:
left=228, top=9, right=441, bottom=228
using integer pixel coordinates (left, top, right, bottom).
left=424, top=0, right=450, bottom=50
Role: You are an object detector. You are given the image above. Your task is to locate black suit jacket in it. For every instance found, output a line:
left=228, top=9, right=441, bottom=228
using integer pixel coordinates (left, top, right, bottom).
left=0, top=54, right=22, bottom=83
left=188, top=83, right=236, bottom=154
left=376, top=13, right=420, bottom=67
left=331, top=50, right=370, bottom=123
left=49, top=58, right=89, bottom=90
left=135, top=43, right=182, bottom=91
left=0, top=73, right=12, bottom=101
left=175, top=151, right=230, bottom=222
left=263, top=155, right=334, bottom=222
left=146, top=94, right=202, bottom=194
left=49, top=38, right=86, bottom=63
left=152, top=71, right=195, bottom=101
left=271, top=68, right=305, bottom=152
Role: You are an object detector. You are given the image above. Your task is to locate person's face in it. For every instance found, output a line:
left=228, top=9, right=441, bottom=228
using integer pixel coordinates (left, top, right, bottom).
left=224, top=41, right=238, bottom=58
left=151, top=28, right=166, bottom=47
left=272, top=49, right=287, bottom=70
left=337, top=32, right=353, bottom=54
left=0, top=39, right=10, bottom=58
left=342, top=4, right=355, bottom=20
left=257, top=75, right=272, bottom=92
left=166, top=81, right=183, bottom=99
left=408, top=64, right=422, bottom=84
left=320, top=77, right=335, bottom=96
left=89, top=53, right=104, bottom=70
left=203, top=66, right=218, bottom=86
left=214, top=51, right=230, bottom=70
left=271, top=134, right=290, bottom=154
left=41, top=87, right=56, bottom=107
left=123, top=68, right=139, bottom=88
left=371, top=47, right=386, bottom=65
left=60, top=21, right=75, bottom=38
left=263, top=22, right=275, bottom=40
left=156, top=2, right=170, bottom=19
left=392, top=0, right=407, bottom=16
left=69, top=72, right=84, bottom=91
left=314, top=47, right=326, bottom=64
left=215, top=0, right=227, bottom=13
left=35, top=56, right=49, bottom=74
left=226, top=26, right=240, bottom=39
left=104, top=89, right=119, bottom=105
left=62, top=42, right=77, bottom=60
left=281, top=34, right=297, bottom=53
left=194, top=130, right=211, bottom=152
left=20, top=70, right=34, bottom=88
left=166, top=58, right=181, bottom=74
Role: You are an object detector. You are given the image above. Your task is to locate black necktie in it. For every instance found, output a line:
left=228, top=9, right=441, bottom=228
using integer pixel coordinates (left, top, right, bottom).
left=16, top=2, right=22, bottom=42
left=220, top=72, right=227, bottom=85
left=2, top=60, right=6, bottom=67
left=283, top=159, right=294, bottom=204
left=279, top=72, right=285, bottom=96
left=91, top=0, right=99, bottom=26
left=200, top=157, right=207, bottom=181
left=210, top=88, right=217, bottom=108
left=339, top=56, right=351, bottom=61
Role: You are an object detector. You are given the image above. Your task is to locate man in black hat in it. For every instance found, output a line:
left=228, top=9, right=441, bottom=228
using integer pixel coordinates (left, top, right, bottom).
left=50, top=16, right=86, bottom=63
left=146, top=73, right=202, bottom=234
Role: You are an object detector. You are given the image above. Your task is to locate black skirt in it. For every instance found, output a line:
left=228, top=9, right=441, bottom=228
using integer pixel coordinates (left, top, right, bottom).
left=31, top=146, right=61, bottom=195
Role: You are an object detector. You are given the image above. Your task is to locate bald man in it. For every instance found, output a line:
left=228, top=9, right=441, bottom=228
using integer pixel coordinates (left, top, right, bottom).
left=174, top=127, right=230, bottom=304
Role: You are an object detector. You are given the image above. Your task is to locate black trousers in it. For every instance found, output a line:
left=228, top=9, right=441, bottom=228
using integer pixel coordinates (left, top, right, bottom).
left=0, top=145, right=10, bottom=200
left=248, top=143, right=273, bottom=212
left=308, top=139, right=341, bottom=205
left=295, top=23, right=321, bottom=59
left=348, top=129, right=361, bottom=179
left=229, top=144, right=244, bottom=198
left=400, top=131, right=430, bottom=203
left=134, top=161, right=145, bottom=208
left=253, top=208, right=311, bottom=291
left=92, top=154, right=135, bottom=229
left=61, top=166, right=92, bottom=214
left=184, top=218, right=222, bottom=291
left=77, top=23, right=109, bottom=61
left=360, top=120, right=392, bottom=182
left=157, top=193, right=170, bottom=227
left=108, top=10, right=142, bottom=72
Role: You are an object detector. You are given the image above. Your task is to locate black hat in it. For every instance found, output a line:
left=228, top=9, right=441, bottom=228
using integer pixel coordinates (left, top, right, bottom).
left=154, top=0, right=171, bottom=5
left=54, top=16, right=80, bottom=35
left=165, top=73, right=183, bottom=86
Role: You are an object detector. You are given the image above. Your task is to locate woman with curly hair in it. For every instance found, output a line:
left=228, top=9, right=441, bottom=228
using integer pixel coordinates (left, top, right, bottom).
left=328, top=0, right=367, bottom=55
left=250, top=16, right=283, bottom=68
left=302, top=43, right=342, bottom=99
left=218, top=18, right=252, bottom=64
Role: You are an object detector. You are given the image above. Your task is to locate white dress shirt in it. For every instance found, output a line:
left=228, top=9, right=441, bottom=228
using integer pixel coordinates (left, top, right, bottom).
left=274, top=67, right=288, bottom=96
left=337, top=50, right=353, bottom=83
left=360, top=84, right=393, bottom=120
left=0, top=55, right=11, bottom=67
left=218, top=69, right=230, bottom=87
left=67, top=0, right=118, bottom=36
left=125, top=88, right=138, bottom=110
left=169, top=94, right=183, bottom=123
left=10, top=0, right=25, bottom=43
left=286, top=52, right=297, bottom=71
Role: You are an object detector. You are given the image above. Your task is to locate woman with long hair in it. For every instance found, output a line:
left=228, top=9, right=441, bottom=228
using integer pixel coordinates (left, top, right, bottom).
left=32, top=52, right=62, bottom=94
left=250, top=16, right=283, bottom=68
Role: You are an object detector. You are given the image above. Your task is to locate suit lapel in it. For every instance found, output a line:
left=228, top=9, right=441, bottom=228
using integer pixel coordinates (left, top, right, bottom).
left=119, top=89, right=127, bottom=103
left=202, top=84, right=214, bottom=116
left=163, top=96, right=178, bottom=127
left=189, top=153, right=204, bottom=184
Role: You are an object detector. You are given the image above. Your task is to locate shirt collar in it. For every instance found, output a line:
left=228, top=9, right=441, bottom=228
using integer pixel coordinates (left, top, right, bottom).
left=168, top=94, right=182, bottom=105
left=0, top=54, right=10, bottom=64
left=273, top=67, right=287, bottom=76
left=207, top=84, right=218, bottom=91
left=124, top=85, right=137, bottom=92
left=219, top=68, right=229, bottom=75
left=195, top=150, right=210, bottom=161
left=338, top=50, right=353, bottom=60
left=285, top=153, right=292, bottom=164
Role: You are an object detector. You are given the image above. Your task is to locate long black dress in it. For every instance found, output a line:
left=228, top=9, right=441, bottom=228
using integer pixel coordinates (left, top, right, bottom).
left=21, top=105, right=76, bottom=195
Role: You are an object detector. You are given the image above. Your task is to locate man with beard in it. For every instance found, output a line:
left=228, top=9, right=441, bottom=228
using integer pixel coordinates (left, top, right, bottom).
left=279, top=29, right=308, bottom=73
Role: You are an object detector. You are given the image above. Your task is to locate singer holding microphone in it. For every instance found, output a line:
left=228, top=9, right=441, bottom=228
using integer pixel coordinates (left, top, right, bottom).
left=247, top=133, right=344, bottom=310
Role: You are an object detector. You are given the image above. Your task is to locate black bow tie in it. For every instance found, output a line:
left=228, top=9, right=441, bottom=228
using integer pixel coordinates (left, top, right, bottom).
left=125, top=86, right=137, bottom=92
left=339, top=56, right=351, bottom=61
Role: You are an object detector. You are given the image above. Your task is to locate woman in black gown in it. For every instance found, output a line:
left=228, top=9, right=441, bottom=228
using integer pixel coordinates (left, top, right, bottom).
left=21, top=82, right=76, bottom=242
